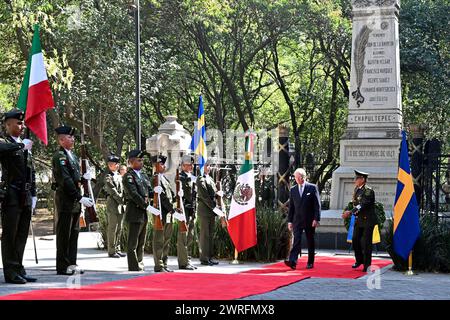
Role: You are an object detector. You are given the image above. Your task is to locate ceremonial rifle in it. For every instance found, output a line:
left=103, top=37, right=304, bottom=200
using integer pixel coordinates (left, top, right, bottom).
left=152, top=171, right=164, bottom=231
left=175, top=168, right=188, bottom=232
left=80, top=110, right=98, bottom=223
left=215, top=166, right=229, bottom=228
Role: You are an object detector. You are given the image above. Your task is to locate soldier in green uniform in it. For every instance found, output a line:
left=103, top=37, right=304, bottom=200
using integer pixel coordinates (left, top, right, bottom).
left=152, top=154, right=176, bottom=272
left=0, top=109, right=37, bottom=284
left=122, top=150, right=152, bottom=271
left=104, top=154, right=126, bottom=258
left=52, top=125, right=94, bottom=275
left=177, top=155, right=197, bottom=270
left=343, top=170, right=376, bottom=272
left=196, top=160, right=220, bottom=266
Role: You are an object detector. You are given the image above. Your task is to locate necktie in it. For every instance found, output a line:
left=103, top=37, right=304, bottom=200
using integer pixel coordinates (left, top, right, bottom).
left=299, top=184, right=303, bottom=197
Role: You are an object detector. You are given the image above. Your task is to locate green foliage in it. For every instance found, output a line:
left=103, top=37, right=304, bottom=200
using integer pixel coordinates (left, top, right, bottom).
left=384, top=215, right=450, bottom=273
left=343, top=201, right=386, bottom=231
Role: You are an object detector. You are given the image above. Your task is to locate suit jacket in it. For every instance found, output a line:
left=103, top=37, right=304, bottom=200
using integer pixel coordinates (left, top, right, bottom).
left=52, top=147, right=82, bottom=213
left=288, top=182, right=321, bottom=229
left=123, top=169, right=152, bottom=223
left=0, top=135, right=36, bottom=208
left=352, top=185, right=376, bottom=227
left=104, top=171, right=125, bottom=215
left=196, top=174, right=217, bottom=218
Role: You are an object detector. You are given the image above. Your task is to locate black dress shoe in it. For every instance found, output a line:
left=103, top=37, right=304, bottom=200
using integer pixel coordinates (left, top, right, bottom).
left=306, top=263, right=314, bottom=269
left=352, top=263, right=362, bottom=269
left=163, top=267, right=174, bottom=272
left=362, top=265, right=370, bottom=272
left=284, top=260, right=296, bottom=270
left=109, top=253, right=121, bottom=258
left=200, top=260, right=212, bottom=266
left=21, top=275, right=37, bottom=282
left=179, top=265, right=196, bottom=270
left=57, top=269, right=75, bottom=276
left=117, top=252, right=126, bottom=257
left=209, top=259, right=219, bottom=265
left=5, top=275, right=27, bottom=284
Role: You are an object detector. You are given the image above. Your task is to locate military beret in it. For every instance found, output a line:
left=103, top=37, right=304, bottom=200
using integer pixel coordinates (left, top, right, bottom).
left=4, top=109, right=25, bottom=121
left=181, top=155, right=194, bottom=164
left=55, top=125, right=75, bottom=136
left=128, top=149, right=145, bottom=159
left=107, top=154, right=120, bottom=163
left=354, top=170, right=369, bottom=178
left=151, top=154, right=167, bottom=164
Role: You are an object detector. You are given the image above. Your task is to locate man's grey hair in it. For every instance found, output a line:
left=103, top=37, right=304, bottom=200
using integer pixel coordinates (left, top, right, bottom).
left=294, top=168, right=307, bottom=178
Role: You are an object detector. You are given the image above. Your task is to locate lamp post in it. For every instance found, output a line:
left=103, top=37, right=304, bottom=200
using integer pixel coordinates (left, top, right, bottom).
left=130, top=0, right=141, bottom=150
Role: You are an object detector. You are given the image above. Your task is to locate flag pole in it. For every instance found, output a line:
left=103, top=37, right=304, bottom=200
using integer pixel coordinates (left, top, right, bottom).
left=405, top=251, right=415, bottom=276
left=230, top=248, right=240, bottom=265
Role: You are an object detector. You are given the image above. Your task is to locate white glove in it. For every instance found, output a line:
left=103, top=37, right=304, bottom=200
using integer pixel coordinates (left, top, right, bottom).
left=213, top=207, right=224, bottom=217
left=146, top=205, right=161, bottom=216
left=22, top=139, right=33, bottom=151
left=31, top=196, right=38, bottom=212
left=154, top=186, right=163, bottom=194
left=79, top=197, right=94, bottom=207
left=190, top=175, right=197, bottom=184
left=216, top=190, right=224, bottom=197
left=178, top=189, right=184, bottom=198
left=83, top=172, right=93, bottom=180
left=173, top=211, right=186, bottom=222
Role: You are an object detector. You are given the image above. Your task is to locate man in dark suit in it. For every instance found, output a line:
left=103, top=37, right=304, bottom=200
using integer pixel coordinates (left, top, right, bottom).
left=285, top=168, right=321, bottom=270
left=342, top=170, right=376, bottom=272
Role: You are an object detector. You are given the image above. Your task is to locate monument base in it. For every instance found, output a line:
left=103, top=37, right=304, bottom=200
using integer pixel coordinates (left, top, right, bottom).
left=329, top=165, right=397, bottom=213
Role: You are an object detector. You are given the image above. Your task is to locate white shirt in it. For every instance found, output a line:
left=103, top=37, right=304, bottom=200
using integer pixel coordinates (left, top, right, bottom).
left=133, top=169, right=142, bottom=179
left=11, top=136, right=22, bottom=143
left=298, top=183, right=305, bottom=198
left=65, top=148, right=75, bottom=161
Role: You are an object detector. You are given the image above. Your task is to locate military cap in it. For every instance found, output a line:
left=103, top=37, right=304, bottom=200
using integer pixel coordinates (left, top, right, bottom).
left=107, top=154, right=120, bottom=163
left=354, top=170, right=369, bottom=178
left=128, top=149, right=145, bottom=159
left=151, top=154, right=167, bottom=164
left=55, top=125, right=75, bottom=136
left=181, top=155, right=194, bottom=164
left=4, top=109, right=25, bottom=121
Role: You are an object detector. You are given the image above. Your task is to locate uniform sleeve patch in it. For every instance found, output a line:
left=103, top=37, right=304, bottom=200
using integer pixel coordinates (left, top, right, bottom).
left=60, top=160, right=66, bottom=165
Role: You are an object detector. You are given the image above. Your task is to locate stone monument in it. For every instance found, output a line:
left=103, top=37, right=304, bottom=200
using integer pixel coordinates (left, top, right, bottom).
left=330, top=0, right=402, bottom=214
left=146, top=115, right=192, bottom=190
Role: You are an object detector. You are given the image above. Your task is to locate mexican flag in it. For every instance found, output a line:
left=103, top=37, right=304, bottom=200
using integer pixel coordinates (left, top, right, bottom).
left=17, top=25, right=54, bottom=145
left=227, top=133, right=257, bottom=252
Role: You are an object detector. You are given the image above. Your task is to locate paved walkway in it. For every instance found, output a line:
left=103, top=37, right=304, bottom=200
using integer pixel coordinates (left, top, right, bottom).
left=0, top=232, right=448, bottom=300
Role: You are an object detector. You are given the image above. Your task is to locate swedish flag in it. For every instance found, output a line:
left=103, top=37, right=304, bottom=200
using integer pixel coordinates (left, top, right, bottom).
left=393, top=130, right=421, bottom=260
left=190, top=95, right=207, bottom=175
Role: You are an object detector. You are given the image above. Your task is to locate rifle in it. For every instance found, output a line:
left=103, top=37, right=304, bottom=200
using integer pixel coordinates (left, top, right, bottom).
left=152, top=171, right=164, bottom=231
left=175, top=168, right=188, bottom=232
left=215, top=166, right=229, bottom=228
left=80, top=110, right=98, bottom=223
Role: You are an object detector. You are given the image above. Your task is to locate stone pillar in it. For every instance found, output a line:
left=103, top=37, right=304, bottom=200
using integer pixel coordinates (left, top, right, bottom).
left=330, top=0, right=402, bottom=213
left=146, top=115, right=192, bottom=190
left=277, top=125, right=290, bottom=214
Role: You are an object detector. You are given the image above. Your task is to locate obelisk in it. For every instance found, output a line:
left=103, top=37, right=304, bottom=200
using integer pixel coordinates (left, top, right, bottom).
left=330, top=0, right=402, bottom=213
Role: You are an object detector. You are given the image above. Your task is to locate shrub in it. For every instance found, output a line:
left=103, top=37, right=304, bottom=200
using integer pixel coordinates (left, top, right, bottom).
left=384, top=215, right=450, bottom=272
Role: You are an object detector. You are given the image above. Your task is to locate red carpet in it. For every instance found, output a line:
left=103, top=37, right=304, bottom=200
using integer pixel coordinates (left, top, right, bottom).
left=0, top=273, right=309, bottom=300
left=241, top=256, right=392, bottom=279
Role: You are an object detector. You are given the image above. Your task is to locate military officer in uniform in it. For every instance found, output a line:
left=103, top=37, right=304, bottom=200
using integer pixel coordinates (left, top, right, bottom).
left=0, top=109, right=37, bottom=284
left=342, top=170, right=376, bottom=272
left=104, top=154, right=126, bottom=258
left=122, top=150, right=152, bottom=271
left=152, top=154, right=176, bottom=272
left=177, top=155, right=197, bottom=270
left=196, top=160, right=220, bottom=266
left=52, top=125, right=94, bottom=275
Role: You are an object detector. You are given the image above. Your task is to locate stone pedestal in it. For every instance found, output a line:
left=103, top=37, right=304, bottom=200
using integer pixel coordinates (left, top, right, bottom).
left=146, top=115, right=192, bottom=190
left=330, top=0, right=402, bottom=214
